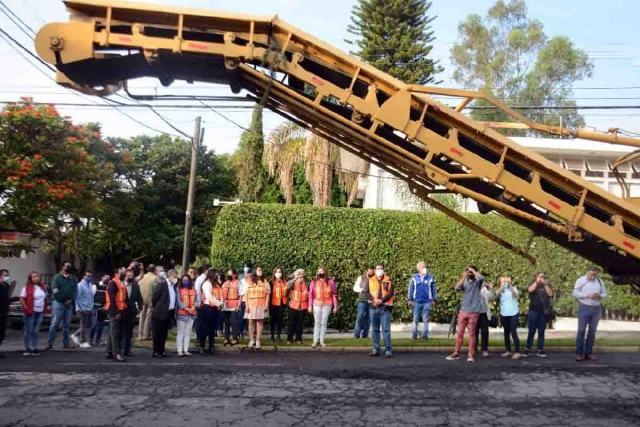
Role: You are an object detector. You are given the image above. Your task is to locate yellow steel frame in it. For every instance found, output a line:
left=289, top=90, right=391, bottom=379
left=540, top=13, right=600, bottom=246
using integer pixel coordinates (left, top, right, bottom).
left=33, top=0, right=640, bottom=271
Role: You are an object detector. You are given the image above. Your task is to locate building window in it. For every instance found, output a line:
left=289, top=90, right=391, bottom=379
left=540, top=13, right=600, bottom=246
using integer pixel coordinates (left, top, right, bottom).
left=563, top=158, right=585, bottom=176
left=586, top=159, right=607, bottom=178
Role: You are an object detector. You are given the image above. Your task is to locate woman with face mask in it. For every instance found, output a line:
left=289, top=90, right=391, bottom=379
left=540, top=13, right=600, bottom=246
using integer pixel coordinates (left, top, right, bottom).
left=175, top=274, right=198, bottom=356
left=221, top=269, right=241, bottom=346
left=308, top=267, right=338, bottom=348
left=496, top=275, right=521, bottom=360
left=200, top=270, right=222, bottom=355
left=19, top=271, right=47, bottom=356
left=269, top=266, right=288, bottom=343
left=243, top=269, right=271, bottom=349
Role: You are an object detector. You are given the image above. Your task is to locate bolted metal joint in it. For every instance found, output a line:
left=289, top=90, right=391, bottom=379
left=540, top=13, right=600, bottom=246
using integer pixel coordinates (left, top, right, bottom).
left=50, top=37, right=64, bottom=51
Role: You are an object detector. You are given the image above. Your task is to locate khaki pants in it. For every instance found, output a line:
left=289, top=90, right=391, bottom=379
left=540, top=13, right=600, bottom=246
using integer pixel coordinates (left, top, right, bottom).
left=137, top=305, right=153, bottom=341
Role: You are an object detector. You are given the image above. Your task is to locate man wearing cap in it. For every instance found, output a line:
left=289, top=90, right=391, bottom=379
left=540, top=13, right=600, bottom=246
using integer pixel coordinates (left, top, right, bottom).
left=573, top=266, right=608, bottom=362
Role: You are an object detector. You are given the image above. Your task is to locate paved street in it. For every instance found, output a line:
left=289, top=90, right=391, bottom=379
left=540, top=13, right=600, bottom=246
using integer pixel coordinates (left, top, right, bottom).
left=1, top=346, right=640, bottom=426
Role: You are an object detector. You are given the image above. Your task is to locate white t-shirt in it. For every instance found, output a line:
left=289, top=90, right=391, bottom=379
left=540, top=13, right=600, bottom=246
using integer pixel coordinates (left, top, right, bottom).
left=168, top=281, right=176, bottom=310
left=20, top=286, right=46, bottom=313
left=195, top=274, right=207, bottom=297
left=239, top=279, right=248, bottom=297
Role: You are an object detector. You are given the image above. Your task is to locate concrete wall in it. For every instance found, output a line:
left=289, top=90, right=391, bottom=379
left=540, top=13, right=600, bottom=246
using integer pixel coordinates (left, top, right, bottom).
left=1, top=236, right=56, bottom=299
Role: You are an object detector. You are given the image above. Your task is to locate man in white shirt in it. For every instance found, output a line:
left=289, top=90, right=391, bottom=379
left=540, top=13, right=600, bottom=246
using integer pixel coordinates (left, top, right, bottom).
left=573, top=266, right=608, bottom=362
left=238, top=262, right=252, bottom=339
left=194, top=266, right=210, bottom=345
left=152, top=269, right=177, bottom=358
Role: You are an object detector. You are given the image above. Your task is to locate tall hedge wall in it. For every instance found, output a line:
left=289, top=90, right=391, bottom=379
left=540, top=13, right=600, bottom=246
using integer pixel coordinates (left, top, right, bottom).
left=210, top=203, right=640, bottom=329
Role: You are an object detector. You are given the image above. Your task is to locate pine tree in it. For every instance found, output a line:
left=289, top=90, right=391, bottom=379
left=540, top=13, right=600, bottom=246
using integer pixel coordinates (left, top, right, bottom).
left=346, top=0, right=443, bottom=85
left=236, top=105, right=264, bottom=202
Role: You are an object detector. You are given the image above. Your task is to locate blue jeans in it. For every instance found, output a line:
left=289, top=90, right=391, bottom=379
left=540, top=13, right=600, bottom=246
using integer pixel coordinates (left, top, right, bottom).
left=411, top=302, right=431, bottom=339
left=23, top=312, right=44, bottom=351
left=353, top=301, right=370, bottom=338
left=48, top=301, right=73, bottom=346
left=370, top=306, right=392, bottom=354
left=90, top=309, right=107, bottom=343
left=576, top=304, right=601, bottom=356
left=526, top=311, right=547, bottom=350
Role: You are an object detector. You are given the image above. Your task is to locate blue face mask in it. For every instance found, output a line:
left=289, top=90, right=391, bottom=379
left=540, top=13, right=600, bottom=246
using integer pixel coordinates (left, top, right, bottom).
left=86, top=277, right=92, bottom=284
left=182, top=281, right=191, bottom=287
left=2, top=276, right=10, bottom=283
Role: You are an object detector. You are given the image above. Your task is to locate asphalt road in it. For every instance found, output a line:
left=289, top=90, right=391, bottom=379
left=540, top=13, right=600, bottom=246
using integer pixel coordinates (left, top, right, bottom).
left=1, top=347, right=639, bottom=427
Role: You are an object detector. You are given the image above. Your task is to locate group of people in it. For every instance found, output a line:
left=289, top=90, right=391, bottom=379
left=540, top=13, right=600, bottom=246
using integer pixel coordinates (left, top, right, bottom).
left=0, top=262, right=607, bottom=363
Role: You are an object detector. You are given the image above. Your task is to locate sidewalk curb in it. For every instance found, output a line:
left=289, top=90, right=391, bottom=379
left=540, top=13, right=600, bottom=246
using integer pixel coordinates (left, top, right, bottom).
left=134, top=343, right=640, bottom=354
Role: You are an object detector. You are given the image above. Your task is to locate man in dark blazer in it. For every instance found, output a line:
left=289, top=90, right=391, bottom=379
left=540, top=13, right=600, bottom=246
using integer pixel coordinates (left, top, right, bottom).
left=121, top=268, right=144, bottom=357
left=152, top=268, right=177, bottom=358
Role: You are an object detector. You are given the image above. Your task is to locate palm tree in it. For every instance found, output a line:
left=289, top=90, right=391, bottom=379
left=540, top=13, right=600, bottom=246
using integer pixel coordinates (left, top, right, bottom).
left=264, top=122, right=366, bottom=206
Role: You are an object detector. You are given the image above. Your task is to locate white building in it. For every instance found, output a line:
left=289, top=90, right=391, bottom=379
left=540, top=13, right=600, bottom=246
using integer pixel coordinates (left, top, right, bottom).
left=361, top=137, right=640, bottom=212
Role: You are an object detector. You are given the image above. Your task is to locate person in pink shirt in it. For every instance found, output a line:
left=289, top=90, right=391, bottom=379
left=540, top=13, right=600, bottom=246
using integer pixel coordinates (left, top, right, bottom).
left=308, top=267, right=338, bottom=348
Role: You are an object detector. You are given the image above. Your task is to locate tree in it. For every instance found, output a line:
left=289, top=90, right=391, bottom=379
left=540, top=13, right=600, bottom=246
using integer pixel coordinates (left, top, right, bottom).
left=264, top=123, right=362, bottom=207
left=235, top=105, right=264, bottom=202
left=450, top=0, right=594, bottom=131
left=0, top=99, right=113, bottom=269
left=98, top=135, right=237, bottom=267
left=346, top=0, right=443, bottom=85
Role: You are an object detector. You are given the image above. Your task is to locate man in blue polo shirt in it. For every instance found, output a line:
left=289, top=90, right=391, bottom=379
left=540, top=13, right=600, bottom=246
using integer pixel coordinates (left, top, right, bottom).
left=408, top=262, right=437, bottom=340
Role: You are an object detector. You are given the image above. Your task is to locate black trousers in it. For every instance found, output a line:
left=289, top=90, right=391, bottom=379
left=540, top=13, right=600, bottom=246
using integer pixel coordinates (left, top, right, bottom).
left=195, top=307, right=204, bottom=344
left=287, top=308, right=305, bottom=342
left=0, top=311, right=7, bottom=345
left=152, top=310, right=174, bottom=355
left=222, top=310, right=239, bottom=341
left=474, top=313, right=490, bottom=352
left=200, top=305, right=217, bottom=350
left=106, top=312, right=124, bottom=356
left=122, top=311, right=137, bottom=354
left=270, top=305, right=285, bottom=338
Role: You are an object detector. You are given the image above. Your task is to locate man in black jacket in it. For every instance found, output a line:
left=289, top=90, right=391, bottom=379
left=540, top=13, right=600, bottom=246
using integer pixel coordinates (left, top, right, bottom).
left=105, top=267, right=127, bottom=362
left=152, top=269, right=177, bottom=358
left=121, top=269, right=144, bottom=357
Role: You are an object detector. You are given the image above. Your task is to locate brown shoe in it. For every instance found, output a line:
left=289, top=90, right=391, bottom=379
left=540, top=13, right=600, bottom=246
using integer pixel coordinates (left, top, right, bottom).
left=585, top=355, right=597, bottom=362
left=575, top=355, right=584, bottom=362
left=511, top=353, right=522, bottom=360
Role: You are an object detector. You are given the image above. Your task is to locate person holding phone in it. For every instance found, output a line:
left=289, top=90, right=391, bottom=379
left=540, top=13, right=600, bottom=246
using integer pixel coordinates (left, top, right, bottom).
left=573, top=266, right=607, bottom=362
left=525, top=272, right=554, bottom=358
left=447, top=266, right=484, bottom=362
left=496, top=275, right=521, bottom=360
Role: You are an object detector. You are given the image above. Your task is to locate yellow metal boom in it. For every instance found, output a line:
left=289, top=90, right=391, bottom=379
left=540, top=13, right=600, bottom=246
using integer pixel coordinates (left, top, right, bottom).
left=35, top=0, right=640, bottom=285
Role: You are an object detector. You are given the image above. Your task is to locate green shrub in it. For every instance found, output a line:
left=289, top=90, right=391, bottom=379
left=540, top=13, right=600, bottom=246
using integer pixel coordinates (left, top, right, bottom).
left=210, top=203, right=635, bottom=329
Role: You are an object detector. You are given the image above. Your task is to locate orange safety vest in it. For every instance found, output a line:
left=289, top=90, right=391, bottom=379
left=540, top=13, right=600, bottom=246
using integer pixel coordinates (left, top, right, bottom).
left=212, top=285, right=222, bottom=309
left=369, top=275, right=394, bottom=306
left=313, top=279, right=333, bottom=306
left=222, top=279, right=240, bottom=309
left=178, top=287, right=197, bottom=316
left=104, top=278, right=127, bottom=311
left=246, top=281, right=268, bottom=309
left=271, top=279, right=289, bottom=306
left=289, top=280, right=309, bottom=310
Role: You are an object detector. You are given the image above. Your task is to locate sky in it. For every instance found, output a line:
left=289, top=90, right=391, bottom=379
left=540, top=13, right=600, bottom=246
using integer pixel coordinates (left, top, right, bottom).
left=2, top=0, right=640, bottom=154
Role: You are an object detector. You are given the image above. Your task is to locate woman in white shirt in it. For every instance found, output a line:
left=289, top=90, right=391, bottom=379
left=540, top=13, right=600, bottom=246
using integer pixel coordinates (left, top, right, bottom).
left=19, top=272, right=47, bottom=356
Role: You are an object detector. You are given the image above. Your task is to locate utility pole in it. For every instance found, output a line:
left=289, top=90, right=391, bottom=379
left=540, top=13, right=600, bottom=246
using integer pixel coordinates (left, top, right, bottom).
left=181, top=116, right=201, bottom=274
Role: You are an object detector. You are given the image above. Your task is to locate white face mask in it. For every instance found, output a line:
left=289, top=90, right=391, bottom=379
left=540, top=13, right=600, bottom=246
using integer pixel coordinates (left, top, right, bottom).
left=243, top=267, right=250, bottom=274
left=275, top=272, right=282, bottom=279
left=375, top=269, right=384, bottom=278
left=420, top=268, right=427, bottom=275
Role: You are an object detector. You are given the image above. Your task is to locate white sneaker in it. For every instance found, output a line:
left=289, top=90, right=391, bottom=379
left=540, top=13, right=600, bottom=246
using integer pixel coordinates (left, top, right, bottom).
left=184, top=351, right=192, bottom=356
left=256, top=341, right=261, bottom=349
left=71, top=335, right=81, bottom=346
left=320, top=342, right=327, bottom=348
left=500, top=351, right=513, bottom=358
left=177, top=351, right=184, bottom=357
left=80, top=342, right=92, bottom=349
left=248, top=340, right=255, bottom=348
left=311, top=342, right=317, bottom=348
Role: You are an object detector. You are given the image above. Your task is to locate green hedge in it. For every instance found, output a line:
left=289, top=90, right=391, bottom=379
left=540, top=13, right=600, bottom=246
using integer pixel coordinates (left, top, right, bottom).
left=210, top=203, right=640, bottom=329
